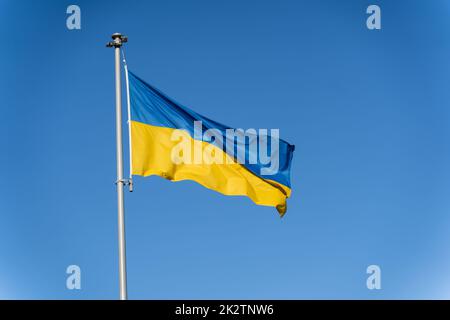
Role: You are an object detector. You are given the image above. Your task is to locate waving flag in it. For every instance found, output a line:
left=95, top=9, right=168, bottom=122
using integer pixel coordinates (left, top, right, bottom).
left=127, top=71, right=294, bottom=216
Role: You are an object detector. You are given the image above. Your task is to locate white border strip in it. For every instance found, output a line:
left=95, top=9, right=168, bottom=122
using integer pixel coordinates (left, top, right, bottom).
left=122, top=49, right=133, bottom=182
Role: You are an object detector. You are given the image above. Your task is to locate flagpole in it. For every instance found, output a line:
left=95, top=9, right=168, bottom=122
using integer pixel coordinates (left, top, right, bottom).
left=107, top=33, right=128, bottom=300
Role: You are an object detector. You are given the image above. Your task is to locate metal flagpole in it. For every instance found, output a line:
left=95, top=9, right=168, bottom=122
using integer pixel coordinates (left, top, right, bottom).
left=107, top=33, right=128, bottom=300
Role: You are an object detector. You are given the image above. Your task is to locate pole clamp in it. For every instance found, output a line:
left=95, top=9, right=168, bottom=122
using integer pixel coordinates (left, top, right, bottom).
left=115, top=178, right=133, bottom=192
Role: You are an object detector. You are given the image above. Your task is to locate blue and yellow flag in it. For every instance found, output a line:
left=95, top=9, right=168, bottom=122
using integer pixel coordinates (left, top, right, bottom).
left=128, top=71, right=294, bottom=216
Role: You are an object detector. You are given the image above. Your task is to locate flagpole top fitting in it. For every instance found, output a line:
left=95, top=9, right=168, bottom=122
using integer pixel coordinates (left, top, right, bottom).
left=106, top=33, right=128, bottom=48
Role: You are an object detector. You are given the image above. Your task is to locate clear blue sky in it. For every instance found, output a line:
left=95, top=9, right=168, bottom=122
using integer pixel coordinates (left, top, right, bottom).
left=1, top=0, right=450, bottom=299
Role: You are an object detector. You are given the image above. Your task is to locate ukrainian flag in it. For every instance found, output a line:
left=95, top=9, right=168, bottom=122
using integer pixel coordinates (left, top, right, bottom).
left=128, top=71, right=295, bottom=216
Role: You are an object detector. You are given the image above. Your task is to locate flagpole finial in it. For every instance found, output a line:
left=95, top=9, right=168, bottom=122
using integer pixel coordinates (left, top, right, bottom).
left=107, top=33, right=128, bottom=48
